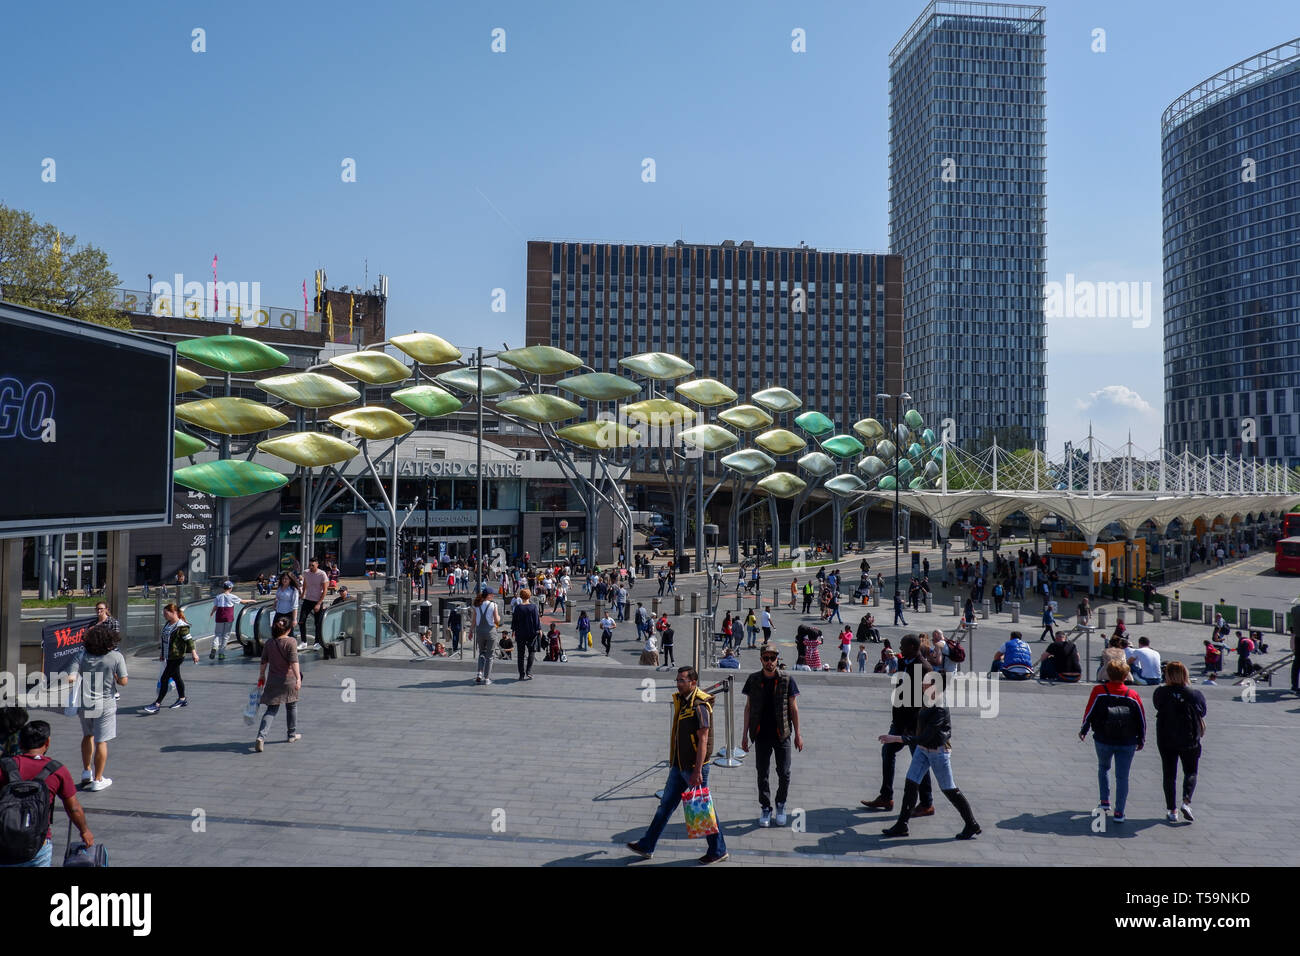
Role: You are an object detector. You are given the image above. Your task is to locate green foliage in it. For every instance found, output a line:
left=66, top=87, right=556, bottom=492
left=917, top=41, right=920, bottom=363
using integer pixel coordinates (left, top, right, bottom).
left=0, top=204, right=125, bottom=328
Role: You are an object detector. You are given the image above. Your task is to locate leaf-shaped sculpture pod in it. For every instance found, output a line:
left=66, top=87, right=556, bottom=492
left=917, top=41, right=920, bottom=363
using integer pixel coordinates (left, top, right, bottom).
left=897, top=458, right=915, bottom=478
left=858, top=455, right=887, bottom=477
left=258, top=433, right=361, bottom=468
left=675, top=378, right=738, bottom=407
left=797, top=452, right=836, bottom=477
left=904, top=409, right=925, bottom=430
left=434, top=366, right=520, bottom=396
left=755, top=428, right=806, bottom=456
left=896, top=424, right=910, bottom=445
left=876, top=439, right=897, bottom=461
left=908, top=442, right=924, bottom=459
left=391, top=385, right=463, bottom=418
left=257, top=372, right=361, bottom=409
left=751, top=387, right=802, bottom=413
left=921, top=428, right=936, bottom=445
left=495, top=394, right=583, bottom=424
left=175, top=397, right=290, bottom=436
left=678, top=424, right=739, bottom=453
left=720, top=448, right=776, bottom=477
left=328, top=351, right=412, bottom=385
left=556, top=421, right=640, bottom=450
left=556, top=372, right=641, bottom=401
left=498, top=345, right=583, bottom=375
left=931, top=446, right=945, bottom=462
left=177, top=335, right=289, bottom=373
left=909, top=476, right=928, bottom=489
left=825, top=474, right=868, bottom=496
left=389, top=332, right=462, bottom=366
left=618, top=351, right=695, bottom=381
left=794, top=411, right=835, bottom=436
left=717, top=404, right=774, bottom=431
left=620, top=399, right=696, bottom=427
left=756, top=472, right=807, bottom=498
left=175, top=366, right=207, bottom=393
left=878, top=474, right=898, bottom=491
left=328, top=407, right=415, bottom=440
left=924, top=461, right=941, bottom=479
left=821, top=434, right=865, bottom=458
left=853, top=417, right=885, bottom=440
left=174, top=460, right=289, bottom=497
left=173, top=430, right=207, bottom=458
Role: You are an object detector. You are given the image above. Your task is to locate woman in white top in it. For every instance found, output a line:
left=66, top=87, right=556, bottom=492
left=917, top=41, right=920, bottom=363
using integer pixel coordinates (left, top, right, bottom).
left=273, top=573, right=301, bottom=633
left=473, top=587, right=503, bottom=685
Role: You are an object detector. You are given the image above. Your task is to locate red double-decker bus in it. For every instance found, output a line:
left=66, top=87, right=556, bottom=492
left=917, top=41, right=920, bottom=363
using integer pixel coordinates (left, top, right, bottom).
left=1276, top=537, right=1300, bottom=575
left=1284, top=513, right=1300, bottom=539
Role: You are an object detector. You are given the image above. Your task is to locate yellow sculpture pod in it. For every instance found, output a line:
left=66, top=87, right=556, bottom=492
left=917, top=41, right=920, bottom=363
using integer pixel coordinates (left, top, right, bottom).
left=557, top=373, right=641, bottom=402
left=620, top=399, right=696, bottom=426
left=175, top=397, right=290, bottom=436
left=391, top=385, right=463, bottom=418
left=435, top=366, right=520, bottom=396
left=678, top=424, right=739, bottom=453
left=328, top=407, right=415, bottom=440
left=495, top=394, right=583, bottom=424
left=618, top=351, right=695, bottom=381
left=717, top=404, right=774, bottom=432
left=175, top=366, right=207, bottom=394
left=328, top=351, right=411, bottom=385
left=853, top=418, right=886, bottom=440
left=757, top=472, right=807, bottom=499
left=556, top=421, right=640, bottom=450
left=751, top=387, right=802, bottom=413
left=498, top=345, right=583, bottom=376
left=675, top=378, right=738, bottom=407
left=389, top=332, right=462, bottom=366
left=258, top=433, right=360, bottom=468
left=173, top=431, right=207, bottom=458
left=720, top=449, right=776, bottom=477
left=257, top=373, right=360, bottom=409
left=755, top=428, right=806, bottom=456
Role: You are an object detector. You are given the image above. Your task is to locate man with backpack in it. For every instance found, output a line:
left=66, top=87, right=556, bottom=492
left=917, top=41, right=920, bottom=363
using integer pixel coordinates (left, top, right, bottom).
left=0, top=721, right=93, bottom=867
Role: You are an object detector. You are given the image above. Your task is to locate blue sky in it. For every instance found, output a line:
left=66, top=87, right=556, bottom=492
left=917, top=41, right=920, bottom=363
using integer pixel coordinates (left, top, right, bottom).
left=3, top=0, right=1294, bottom=453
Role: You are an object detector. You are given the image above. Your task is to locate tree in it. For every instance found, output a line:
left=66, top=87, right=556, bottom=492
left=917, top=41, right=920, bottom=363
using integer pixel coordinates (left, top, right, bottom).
left=0, top=204, right=125, bottom=328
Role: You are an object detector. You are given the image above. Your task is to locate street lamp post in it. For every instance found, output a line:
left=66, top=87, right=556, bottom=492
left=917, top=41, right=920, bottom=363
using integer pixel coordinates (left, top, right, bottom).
left=877, top=391, right=911, bottom=599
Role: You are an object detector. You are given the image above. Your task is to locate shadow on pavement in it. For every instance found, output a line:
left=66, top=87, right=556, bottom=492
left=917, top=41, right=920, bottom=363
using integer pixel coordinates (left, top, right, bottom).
left=160, top=740, right=262, bottom=754
left=997, top=809, right=1161, bottom=837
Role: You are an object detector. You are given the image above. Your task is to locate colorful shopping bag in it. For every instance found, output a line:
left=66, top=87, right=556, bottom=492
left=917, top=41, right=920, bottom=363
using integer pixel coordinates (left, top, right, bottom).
left=681, top=787, right=719, bottom=838
left=242, top=687, right=260, bottom=725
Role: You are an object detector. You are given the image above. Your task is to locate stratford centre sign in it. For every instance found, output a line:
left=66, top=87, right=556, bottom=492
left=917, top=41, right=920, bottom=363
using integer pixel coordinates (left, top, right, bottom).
left=374, top=460, right=523, bottom=478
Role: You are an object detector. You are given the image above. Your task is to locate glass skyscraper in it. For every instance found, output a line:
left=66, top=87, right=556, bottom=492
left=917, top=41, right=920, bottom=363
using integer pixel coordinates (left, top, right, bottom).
left=1162, top=39, right=1300, bottom=465
left=889, top=1, right=1047, bottom=450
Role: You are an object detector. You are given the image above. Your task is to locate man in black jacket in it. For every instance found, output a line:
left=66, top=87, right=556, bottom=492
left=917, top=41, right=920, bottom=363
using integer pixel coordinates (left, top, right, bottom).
left=861, top=635, right=934, bottom=815
left=511, top=590, right=542, bottom=681
left=741, top=648, right=804, bottom=828
left=877, top=698, right=981, bottom=840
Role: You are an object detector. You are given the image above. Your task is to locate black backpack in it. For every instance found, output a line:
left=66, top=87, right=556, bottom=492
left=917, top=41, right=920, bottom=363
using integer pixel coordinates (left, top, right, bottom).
left=0, top=756, right=62, bottom=864
left=1165, top=690, right=1204, bottom=750
left=1102, top=701, right=1141, bottom=740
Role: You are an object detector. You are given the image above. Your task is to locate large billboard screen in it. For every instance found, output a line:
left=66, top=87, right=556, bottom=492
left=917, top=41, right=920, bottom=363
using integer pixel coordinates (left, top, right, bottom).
left=0, top=301, right=174, bottom=536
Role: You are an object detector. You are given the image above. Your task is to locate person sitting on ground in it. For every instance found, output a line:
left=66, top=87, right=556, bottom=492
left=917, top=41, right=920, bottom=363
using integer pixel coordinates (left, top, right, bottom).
left=1097, top=639, right=1129, bottom=683
left=1112, top=619, right=1128, bottom=643
left=874, top=640, right=898, bottom=674
left=1250, top=629, right=1268, bottom=654
left=639, top=629, right=659, bottom=667
left=1235, top=630, right=1256, bottom=676
left=1127, top=636, right=1163, bottom=686
left=1203, top=638, right=1223, bottom=680
left=719, top=647, right=740, bottom=669
left=858, top=613, right=881, bottom=644
left=990, top=630, right=1034, bottom=680
left=1039, top=630, right=1081, bottom=683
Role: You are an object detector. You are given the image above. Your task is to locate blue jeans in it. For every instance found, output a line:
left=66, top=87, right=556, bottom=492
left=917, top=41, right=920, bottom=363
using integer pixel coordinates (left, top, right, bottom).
left=906, top=747, right=956, bottom=790
left=1095, top=740, right=1138, bottom=813
left=636, top=764, right=726, bottom=857
left=0, top=839, right=52, bottom=867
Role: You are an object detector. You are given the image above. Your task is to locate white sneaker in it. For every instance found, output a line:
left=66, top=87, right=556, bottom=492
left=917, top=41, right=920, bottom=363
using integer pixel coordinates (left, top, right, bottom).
left=758, top=808, right=772, bottom=827
left=1181, top=803, right=1195, bottom=822
left=81, top=769, right=93, bottom=784
left=87, top=777, right=112, bottom=792
left=775, top=804, right=788, bottom=826
left=297, top=642, right=309, bottom=651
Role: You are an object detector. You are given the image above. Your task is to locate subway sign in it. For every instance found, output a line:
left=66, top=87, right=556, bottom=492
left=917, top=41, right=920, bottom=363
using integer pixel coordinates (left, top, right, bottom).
left=280, top=521, right=340, bottom=541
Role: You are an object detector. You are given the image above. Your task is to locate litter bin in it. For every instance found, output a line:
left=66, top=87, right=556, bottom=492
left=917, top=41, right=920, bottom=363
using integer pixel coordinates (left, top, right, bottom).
left=676, top=554, right=691, bottom=574
left=418, top=601, right=432, bottom=630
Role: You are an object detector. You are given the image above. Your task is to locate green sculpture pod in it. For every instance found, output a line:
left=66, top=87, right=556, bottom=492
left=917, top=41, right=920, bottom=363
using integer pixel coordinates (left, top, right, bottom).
left=904, top=409, right=925, bottom=430
left=821, top=434, right=865, bottom=458
left=498, top=344, right=583, bottom=376
left=173, top=430, right=207, bottom=458
left=794, top=411, right=835, bottom=436
left=174, top=460, right=289, bottom=497
left=908, top=442, right=924, bottom=459
left=177, top=335, right=288, bottom=373
left=557, top=372, right=641, bottom=402
left=878, top=475, right=898, bottom=491
left=435, top=366, right=519, bottom=396
left=921, top=428, right=936, bottom=445
left=175, top=397, right=290, bottom=436
left=909, top=476, right=928, bottom=489
left=257, top=372, right=360, bottom=409
left=495, top=394, right=583, bottom=424
left=391, top=385, right=464, bottom=418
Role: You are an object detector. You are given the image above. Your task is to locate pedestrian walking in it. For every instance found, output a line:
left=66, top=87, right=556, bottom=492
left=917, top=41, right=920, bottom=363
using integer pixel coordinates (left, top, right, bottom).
left=740, top=648, right=804, bottom=827
left=143, top=604, right=197, bottom=713
left=511, top=589, right=542, bottom=681
left=253, top=617, right=302, bottom=751
left=992, top=582, right=1004, bottom=614
left=789, top=579, right=798, bottom=609
left=626, top=667, right=728, bottom=864
left=209, top=581, right=242, bottom=661
left=600, top=612, right=617, bottom=656
left=272, top=572, right=300, bottom=635
left=1080, top=658, right=1146, bottom=823
left=878, top=694, right=982, bottom=840
left=660, top=623, right=675, bottom=668
left=299, top=559, right=330, bottom=650
left=1152, top=661, right=1206, bottom=824
left=577, top=609, right=592, bottom=652
left=893, top=590, right=908, bottom=627
left=66, top=623, right=128, bottom=791
left=473, top=586, right=502, bottom=685
left=761, top=606, right=773, bottom=645
left=1040, top=603, right=1055, bottom=642
left=744, top=609, right=758, bottom=648
left=862, top=634, right=935, bottom=815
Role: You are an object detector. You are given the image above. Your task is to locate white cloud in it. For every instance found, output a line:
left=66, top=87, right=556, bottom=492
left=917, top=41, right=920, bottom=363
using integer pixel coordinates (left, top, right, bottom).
left=1075, top=385, right=1155, bottom=415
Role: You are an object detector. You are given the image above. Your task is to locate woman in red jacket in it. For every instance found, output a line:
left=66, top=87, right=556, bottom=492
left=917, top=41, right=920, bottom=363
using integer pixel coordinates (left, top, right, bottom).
left=1079, top=659, right=1146, bottom=823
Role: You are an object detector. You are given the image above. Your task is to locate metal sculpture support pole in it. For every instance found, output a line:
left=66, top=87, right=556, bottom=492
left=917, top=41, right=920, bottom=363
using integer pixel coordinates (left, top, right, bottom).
left=832, top=495, right=844, bottom=560
left=768, top=495, right=780, bottom=567
left=695, top=447, right=706, bottom=573
left=713, top=676, right=743, bottom=767
left=476, top=345, right=483, bottom=592
left=693, top=615, right=701, bottom=677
